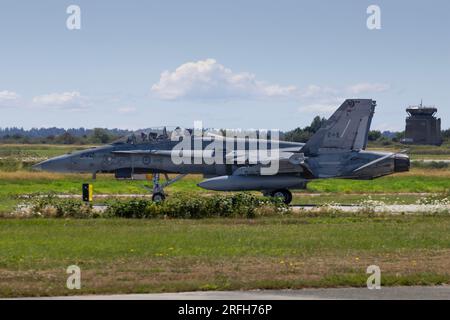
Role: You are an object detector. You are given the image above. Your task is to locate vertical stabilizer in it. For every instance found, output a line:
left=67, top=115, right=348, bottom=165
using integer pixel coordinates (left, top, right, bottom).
left=301, top=99, right=376, bottom=156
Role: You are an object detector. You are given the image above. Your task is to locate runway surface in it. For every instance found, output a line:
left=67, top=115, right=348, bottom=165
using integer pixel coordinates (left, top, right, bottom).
left=418, top=159, right=450, bottom=163
left=19, top=286, right=450, bottom=300
left=291, top=203, right=450, bottom=213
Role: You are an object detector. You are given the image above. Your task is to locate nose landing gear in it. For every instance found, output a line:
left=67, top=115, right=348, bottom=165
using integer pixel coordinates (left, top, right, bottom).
left=152, top=192, right=166, bottom=202
left=144, top=173, right=187, bottom=202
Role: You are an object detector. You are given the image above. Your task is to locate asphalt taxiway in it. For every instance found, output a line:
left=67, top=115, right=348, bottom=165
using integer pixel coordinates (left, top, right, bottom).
left=15, top=286, right=450, bottom=300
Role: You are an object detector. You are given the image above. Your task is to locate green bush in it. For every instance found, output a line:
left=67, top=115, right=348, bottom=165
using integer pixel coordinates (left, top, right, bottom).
left=53, top=199, right=94, bottom=218
left=105, top=193, right=289, bottom=219
left=105, top=198, right=158, bottom=219
left=24, top=195, right=95, bottom=218
left=14, top=193, right=289, bottom=219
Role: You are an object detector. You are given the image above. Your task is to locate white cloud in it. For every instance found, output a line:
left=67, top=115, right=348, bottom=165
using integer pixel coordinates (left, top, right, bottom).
left=32, top=91, right=89, bottom=111
left=0, top=90, right=20, bottom=107
left=299, top=103, right=337, bottom=114
left=151, top=58, right=297, bottom=100
left=150, top=59, right=391, bottom=111
left=346, top=83, right=390, bottom=95
left=300, top=85, right=338, bottom=99
left=0, top=90, right=19, bottom=101
left=117, top=106, right=136, bottom=114
left=298, top=84, right=344, bottom=115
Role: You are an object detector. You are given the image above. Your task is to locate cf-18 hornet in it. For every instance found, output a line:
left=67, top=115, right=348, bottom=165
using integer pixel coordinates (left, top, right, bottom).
left=33, top=99, right=410, bottom=204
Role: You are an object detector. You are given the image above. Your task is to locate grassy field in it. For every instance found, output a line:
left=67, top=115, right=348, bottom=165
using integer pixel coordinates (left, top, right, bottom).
left=0, top=144, right=90, bottom=158
left=0, top=144, right=93, bottom=171
left=367, top=143, right=450, bottom=160
left=0, top=215, right=449, bottom=297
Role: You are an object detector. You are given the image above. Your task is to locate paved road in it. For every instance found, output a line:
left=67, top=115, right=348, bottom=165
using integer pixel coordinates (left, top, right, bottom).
left=18, top=286, right=450, bottom=300
left=418, top=159, right=450, bottom=163
left=291, top=203, right=450, bottom=213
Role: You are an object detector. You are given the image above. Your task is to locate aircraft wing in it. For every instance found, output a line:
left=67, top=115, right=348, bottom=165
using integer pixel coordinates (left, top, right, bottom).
left=112, top=150, right=214, bottom=157
left=113, top=147, right=304, bottom=158
left=112, top=150, right=173, bottom=156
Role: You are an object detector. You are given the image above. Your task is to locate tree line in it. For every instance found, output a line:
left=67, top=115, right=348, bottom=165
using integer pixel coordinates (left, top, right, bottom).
left=0, top=127, right=131, bottom=144
left=283, top=116, right=450, bottom=145
left=1, top=121, right=449, bottom=145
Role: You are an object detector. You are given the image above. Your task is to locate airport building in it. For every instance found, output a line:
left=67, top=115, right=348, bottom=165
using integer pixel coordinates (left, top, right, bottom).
left=402, top=102, right=442, bottom=145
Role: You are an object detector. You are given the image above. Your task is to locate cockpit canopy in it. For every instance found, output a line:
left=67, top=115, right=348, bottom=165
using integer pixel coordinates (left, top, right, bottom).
left=111, top=126, right=194, bottom=145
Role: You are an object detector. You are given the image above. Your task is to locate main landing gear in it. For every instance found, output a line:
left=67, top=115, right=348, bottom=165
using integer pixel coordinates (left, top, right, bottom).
left=264, top=189, right=293, bottom=205
left=145, top=173, right=187, bottom=202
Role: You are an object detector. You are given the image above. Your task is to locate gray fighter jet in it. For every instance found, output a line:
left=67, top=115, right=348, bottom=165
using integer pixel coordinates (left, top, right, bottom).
left=33, top=99, right=410, bottom=204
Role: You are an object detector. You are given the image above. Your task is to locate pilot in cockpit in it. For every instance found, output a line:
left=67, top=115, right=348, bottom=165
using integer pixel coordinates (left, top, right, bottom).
left=126, top=133, right=137, bottom=144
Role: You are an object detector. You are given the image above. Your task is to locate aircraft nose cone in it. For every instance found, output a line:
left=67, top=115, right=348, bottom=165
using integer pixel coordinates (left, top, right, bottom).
left=32, top=159, right=53, bottom=171
left=31, top=155, right=72, bottom=173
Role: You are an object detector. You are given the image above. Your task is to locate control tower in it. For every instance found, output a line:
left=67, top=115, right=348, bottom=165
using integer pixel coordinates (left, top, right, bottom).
left=403, top=101, right=442, bottom=145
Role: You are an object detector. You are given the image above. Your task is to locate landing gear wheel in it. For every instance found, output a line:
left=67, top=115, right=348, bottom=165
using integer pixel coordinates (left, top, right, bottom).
left=271, top=189, right=292, bottom=205
left=144, top=173, right=187, bottom=202
left=152, top=192, right=166, bottom=202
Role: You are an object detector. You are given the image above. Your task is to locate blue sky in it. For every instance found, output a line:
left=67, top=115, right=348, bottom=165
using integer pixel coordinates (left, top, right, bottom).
left=0, top=0, right=449, bottom=131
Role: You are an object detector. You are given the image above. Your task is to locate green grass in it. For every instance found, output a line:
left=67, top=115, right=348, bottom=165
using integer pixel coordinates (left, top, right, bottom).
left=0, top=144, right=92, bottom=158
left=2, top=216, right=449, bottom=263
left=0, top=144, right=95, bottom=171
left=0, top=216, right=449, bottom=297
left=3, top=173, right=448, bottom=196
left=306, top=174, right=450, bottom=193
left=368, top=143, right=450, bottom=160
left=410, top=154, right=450, bottom=160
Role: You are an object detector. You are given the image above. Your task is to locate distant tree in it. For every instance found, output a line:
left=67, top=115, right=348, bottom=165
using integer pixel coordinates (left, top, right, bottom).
left=379, top=136, right=392, bottom=145
left=0, top=126, right=131, bottom=144
left=392, top=131, right=404, bottom=143
left=307, top=116, right=326, bottom=133
left=90, top=128, right=112, bottom=144
left=284, top=128, right=312, bottom=143
left=368, top=130, right=382, bottom=141
left=442, top=129, right=450, bottom=141
left=283, top=116, right=326, bottom=142
left=57, top=132, right=77, bottom=144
